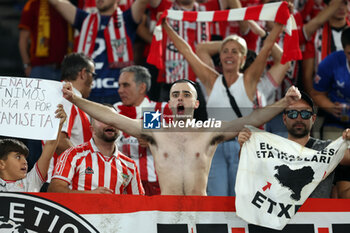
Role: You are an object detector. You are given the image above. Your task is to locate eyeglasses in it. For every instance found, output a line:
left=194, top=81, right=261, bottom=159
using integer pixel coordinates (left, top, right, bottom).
left=86, top=70, right=97, bottom=78
left=284, top=110, right=313, bottom=120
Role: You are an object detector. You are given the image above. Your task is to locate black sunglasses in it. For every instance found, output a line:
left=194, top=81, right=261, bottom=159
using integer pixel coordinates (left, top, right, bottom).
left=86, top=70, right=97, bottom=78
left=285, top=110, right=313, bottom=120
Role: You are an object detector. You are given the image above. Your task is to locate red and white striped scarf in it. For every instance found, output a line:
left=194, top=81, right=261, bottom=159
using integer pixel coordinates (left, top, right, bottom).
left=147, top=1, right=301, bottom=70
left=76, top=8, right=134, bottom=68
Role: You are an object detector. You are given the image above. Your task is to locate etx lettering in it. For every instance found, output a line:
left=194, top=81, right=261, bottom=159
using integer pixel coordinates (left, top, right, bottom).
left=251, top=191, right=301, bottom=219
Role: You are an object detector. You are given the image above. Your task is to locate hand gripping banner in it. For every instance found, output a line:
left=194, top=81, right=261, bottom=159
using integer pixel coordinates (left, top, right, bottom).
left=235, top=126, right=349, bottom=230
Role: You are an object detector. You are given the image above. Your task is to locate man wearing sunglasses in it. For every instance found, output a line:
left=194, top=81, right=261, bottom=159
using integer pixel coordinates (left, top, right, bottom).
left=239, top=91, right=350, bottom=198
left=282, top=92, right=350, bottom=198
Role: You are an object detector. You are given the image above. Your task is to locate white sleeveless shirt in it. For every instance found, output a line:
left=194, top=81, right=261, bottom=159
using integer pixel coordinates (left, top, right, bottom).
left=206, top=74, right=255, bottom=121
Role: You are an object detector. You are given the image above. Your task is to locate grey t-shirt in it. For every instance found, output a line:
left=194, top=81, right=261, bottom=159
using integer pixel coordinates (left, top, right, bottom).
left=306, top=137, right=333, bottom=198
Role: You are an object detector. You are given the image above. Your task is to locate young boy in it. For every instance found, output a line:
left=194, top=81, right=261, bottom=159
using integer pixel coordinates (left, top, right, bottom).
left=0, top=104, right=66, bottom=192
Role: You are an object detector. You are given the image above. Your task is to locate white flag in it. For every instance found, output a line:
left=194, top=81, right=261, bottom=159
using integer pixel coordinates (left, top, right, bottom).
left=0, top=76, right=63, bottom=140
left=235, top=126, right=348, bottom=230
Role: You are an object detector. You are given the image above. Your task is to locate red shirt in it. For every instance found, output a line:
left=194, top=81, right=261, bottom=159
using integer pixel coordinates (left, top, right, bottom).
left=18, top=0, right=71, bottom=66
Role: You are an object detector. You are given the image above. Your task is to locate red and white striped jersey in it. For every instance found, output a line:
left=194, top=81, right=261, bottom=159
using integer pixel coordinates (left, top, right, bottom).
left=114, top=97, right=171, bottom=183
left=303, top=21, right=350, bottom=72
left=46, top=87, right=92, bottom=182
left=61, top=88, right=92, bottom=146
left=43, top=87, right=92, bottom=182
left=152, top=1, right=210, bottom=84
left=52, top=139, right=144, bottom=194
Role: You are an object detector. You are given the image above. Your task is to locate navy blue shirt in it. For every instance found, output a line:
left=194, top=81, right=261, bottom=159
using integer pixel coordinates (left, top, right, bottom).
left=74, top=8, right=138, bottom=103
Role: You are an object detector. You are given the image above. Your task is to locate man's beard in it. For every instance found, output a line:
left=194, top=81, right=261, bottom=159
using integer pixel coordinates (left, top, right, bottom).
left=288, top=122, right=310, bottom=138
left=101, top=132, right=118, bottom=142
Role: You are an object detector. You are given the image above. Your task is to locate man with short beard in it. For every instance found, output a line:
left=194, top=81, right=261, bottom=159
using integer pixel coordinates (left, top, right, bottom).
left=238, top=91, right=350, bottom=198
left=61, top=79, right=302, bottom=195
left=48, top=105, right=144, bottom=194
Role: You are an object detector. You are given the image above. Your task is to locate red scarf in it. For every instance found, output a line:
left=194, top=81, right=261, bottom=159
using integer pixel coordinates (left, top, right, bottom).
left=147, top=2, right=301, bottom=70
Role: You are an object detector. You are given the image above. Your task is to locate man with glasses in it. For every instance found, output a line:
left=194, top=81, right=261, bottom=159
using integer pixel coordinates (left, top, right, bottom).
left=41, top=53, right=96, bottom=191
left=238, top=91, right=350, bottom=198
left=56, top=53, right=96, bottom=155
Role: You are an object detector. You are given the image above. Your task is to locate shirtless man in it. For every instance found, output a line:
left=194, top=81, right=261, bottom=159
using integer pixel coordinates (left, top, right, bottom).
left=62, top=80, right=301, bottom=195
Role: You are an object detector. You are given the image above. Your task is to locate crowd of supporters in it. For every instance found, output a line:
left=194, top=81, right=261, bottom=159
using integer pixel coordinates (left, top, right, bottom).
left=0, top=0, right=349, bottom=197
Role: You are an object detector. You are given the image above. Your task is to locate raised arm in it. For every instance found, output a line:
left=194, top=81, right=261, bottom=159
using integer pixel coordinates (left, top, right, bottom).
left=162, top=19, right=219, bottom=95
left=62, top=82, right=144, bottom=138
left=301, top=57, right=315, bottom=95
left=18, top=29, right=31, bottom=77
left=36, top=105, right=66, bottom=179
left=48, top=0, right=76, bottom=25
left=243, top=22, right=284, bottom=100
left=218, top=86, right=301, bottom=141
left=340, top=129, right=350, bottom=165
left=55, top=132, right=74, bottom=156
left=131, top=0, right=151, bottom=24
left=312, top=89, right=344, bottom=119
left=267, top=40, right=290, bottom=85
left=196, top=41, right=221, bottom=71
left=247, top=20, right=290, bottom=86
left=303, top=0, right=344, bottom=41
left=136, top=14, right=153, bottom=44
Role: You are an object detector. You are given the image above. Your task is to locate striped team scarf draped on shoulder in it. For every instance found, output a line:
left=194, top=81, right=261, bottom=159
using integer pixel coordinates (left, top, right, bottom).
left=76, top=8, right=134, bottom=68
left=147, top=1, right=301, bottom=70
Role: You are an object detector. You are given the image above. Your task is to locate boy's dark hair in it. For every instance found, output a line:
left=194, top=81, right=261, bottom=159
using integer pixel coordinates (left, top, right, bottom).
left=61, top=52, right=94, bottom=81
left=323, top=0, right=330, bottom=5
left=0, top=139, right=29, bottom=160
left=341, top=27, right=350, bottom=48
